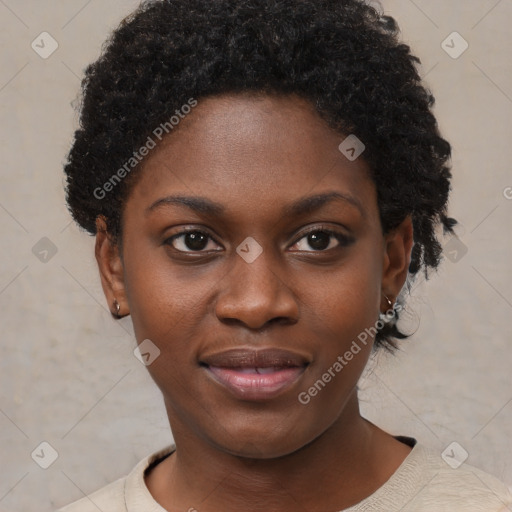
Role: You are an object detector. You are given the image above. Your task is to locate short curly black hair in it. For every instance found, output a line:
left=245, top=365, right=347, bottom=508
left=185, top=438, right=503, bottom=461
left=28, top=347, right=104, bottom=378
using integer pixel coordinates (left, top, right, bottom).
left=64, top=0, right=457, bottom=351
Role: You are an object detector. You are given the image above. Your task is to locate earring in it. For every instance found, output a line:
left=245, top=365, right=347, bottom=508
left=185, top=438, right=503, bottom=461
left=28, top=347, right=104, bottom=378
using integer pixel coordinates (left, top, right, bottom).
left=379, top=294, right=394, bottom=323
left=113, top=298, right=121, bottom=318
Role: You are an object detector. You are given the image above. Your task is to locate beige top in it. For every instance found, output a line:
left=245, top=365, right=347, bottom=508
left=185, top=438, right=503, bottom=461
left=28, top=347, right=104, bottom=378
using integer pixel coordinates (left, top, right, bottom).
left=57, top=439, right=512, bottom=512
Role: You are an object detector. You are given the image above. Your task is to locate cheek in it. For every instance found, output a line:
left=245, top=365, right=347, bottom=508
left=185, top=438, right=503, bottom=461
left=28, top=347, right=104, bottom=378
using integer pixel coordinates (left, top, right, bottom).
left=121, top=245, right=226, bottom=398
left=296, top=244, right=382, bottom=397
left=295, top=299, right=378, bottom=433
left=309, top=247, right=382, bottom=343
left=122, top=243, right=210, bottom=340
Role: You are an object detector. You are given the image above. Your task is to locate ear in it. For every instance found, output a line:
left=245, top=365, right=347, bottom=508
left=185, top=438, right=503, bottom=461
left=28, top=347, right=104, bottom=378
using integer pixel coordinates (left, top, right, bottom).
left=381, top=215, right=414, bottom=306
left=95, top=215, right=129, bottom=317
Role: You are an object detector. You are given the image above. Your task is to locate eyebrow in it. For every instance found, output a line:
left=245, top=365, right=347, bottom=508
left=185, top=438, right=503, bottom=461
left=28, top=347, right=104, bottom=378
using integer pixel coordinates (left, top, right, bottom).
left=145, top=191, right=365, bottom=218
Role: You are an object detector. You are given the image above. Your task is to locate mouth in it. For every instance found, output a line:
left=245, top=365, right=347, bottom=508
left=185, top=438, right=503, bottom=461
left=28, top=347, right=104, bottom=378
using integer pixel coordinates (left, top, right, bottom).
left=200, top=348, right=310, bottom=401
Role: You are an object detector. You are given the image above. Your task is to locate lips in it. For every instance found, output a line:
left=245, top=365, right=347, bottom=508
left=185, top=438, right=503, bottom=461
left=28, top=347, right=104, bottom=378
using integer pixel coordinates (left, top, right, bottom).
left=200, top=348, right=310, bottom=401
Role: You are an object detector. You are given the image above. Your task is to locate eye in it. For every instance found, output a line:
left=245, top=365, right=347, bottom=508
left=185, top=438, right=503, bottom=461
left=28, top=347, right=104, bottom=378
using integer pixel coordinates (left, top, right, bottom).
left=165, top=229, right=221, bottom=253
left=291, top=227, right=353, bottom=252
left=164, top=226, right=353, bottom=254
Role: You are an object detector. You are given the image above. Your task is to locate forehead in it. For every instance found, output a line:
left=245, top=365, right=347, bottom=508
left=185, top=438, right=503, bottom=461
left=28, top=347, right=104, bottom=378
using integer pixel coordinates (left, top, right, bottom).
left=125, top=93, right=376, bottom=222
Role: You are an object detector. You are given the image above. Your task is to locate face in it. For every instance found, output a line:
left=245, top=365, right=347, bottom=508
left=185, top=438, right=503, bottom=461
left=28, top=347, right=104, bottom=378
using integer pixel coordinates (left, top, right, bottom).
left=96, top=93, right=412, bottom=458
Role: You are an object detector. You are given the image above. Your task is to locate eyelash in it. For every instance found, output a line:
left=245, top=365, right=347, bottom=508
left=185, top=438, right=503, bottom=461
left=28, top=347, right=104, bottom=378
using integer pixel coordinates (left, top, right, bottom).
left=164, top=226, right=353, bottom=254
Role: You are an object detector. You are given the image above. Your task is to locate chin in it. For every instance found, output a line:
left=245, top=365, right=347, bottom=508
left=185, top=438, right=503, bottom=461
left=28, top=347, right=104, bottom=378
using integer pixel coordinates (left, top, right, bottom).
left=203, top=416, right=315, bottom=460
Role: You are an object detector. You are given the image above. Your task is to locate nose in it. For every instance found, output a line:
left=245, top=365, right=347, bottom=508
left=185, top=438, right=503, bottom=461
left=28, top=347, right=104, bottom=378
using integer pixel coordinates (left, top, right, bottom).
left=214, top=247, right=300, bottom=331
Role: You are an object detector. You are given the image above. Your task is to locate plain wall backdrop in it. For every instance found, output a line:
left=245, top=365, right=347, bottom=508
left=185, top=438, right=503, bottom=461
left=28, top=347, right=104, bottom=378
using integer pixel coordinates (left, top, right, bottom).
left=1, top=1, right=511, bottom=510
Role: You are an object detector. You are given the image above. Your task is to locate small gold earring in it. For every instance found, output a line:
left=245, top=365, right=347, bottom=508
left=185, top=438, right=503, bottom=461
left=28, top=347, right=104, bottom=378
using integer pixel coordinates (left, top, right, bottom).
left=379, top=294, right=396, bottom=324
left=382, top=294, right=393, bottom=311
left=113, top=298, right=121, bottom=318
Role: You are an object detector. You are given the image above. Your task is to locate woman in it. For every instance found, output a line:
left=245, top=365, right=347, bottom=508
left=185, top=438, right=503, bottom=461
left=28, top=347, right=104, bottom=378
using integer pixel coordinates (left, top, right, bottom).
left=57, top=0, right=512, bottom=510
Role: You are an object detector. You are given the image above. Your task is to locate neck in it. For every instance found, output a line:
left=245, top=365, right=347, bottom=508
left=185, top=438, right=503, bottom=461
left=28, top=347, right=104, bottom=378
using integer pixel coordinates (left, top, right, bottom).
left=145, top=391, right=410, bottom=512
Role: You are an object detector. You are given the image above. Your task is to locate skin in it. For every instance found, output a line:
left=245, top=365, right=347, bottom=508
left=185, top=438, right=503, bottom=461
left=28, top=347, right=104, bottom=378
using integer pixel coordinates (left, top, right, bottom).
left=95, top=92, right=414, bottom=512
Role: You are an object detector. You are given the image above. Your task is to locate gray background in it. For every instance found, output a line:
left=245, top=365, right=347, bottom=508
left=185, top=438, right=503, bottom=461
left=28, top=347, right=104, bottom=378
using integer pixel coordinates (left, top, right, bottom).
left=1, top=1, right=511, bottom=511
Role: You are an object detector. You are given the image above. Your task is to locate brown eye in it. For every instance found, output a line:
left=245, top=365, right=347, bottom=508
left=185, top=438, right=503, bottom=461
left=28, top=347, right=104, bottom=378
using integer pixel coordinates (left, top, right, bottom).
left=291, top=228, right=353, bottom=252
left=165, top=230, right=221, bottom=252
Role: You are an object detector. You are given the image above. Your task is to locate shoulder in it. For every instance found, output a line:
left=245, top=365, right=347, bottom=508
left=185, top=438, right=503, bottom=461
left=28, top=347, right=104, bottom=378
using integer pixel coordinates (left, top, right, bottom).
left=406, top=444, right=512, bottom=512
left=347, top=439, right=512, bottom=512
left=55, top=477, right=126, bottom=512
left=55, top=444, right=176, bottom=512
